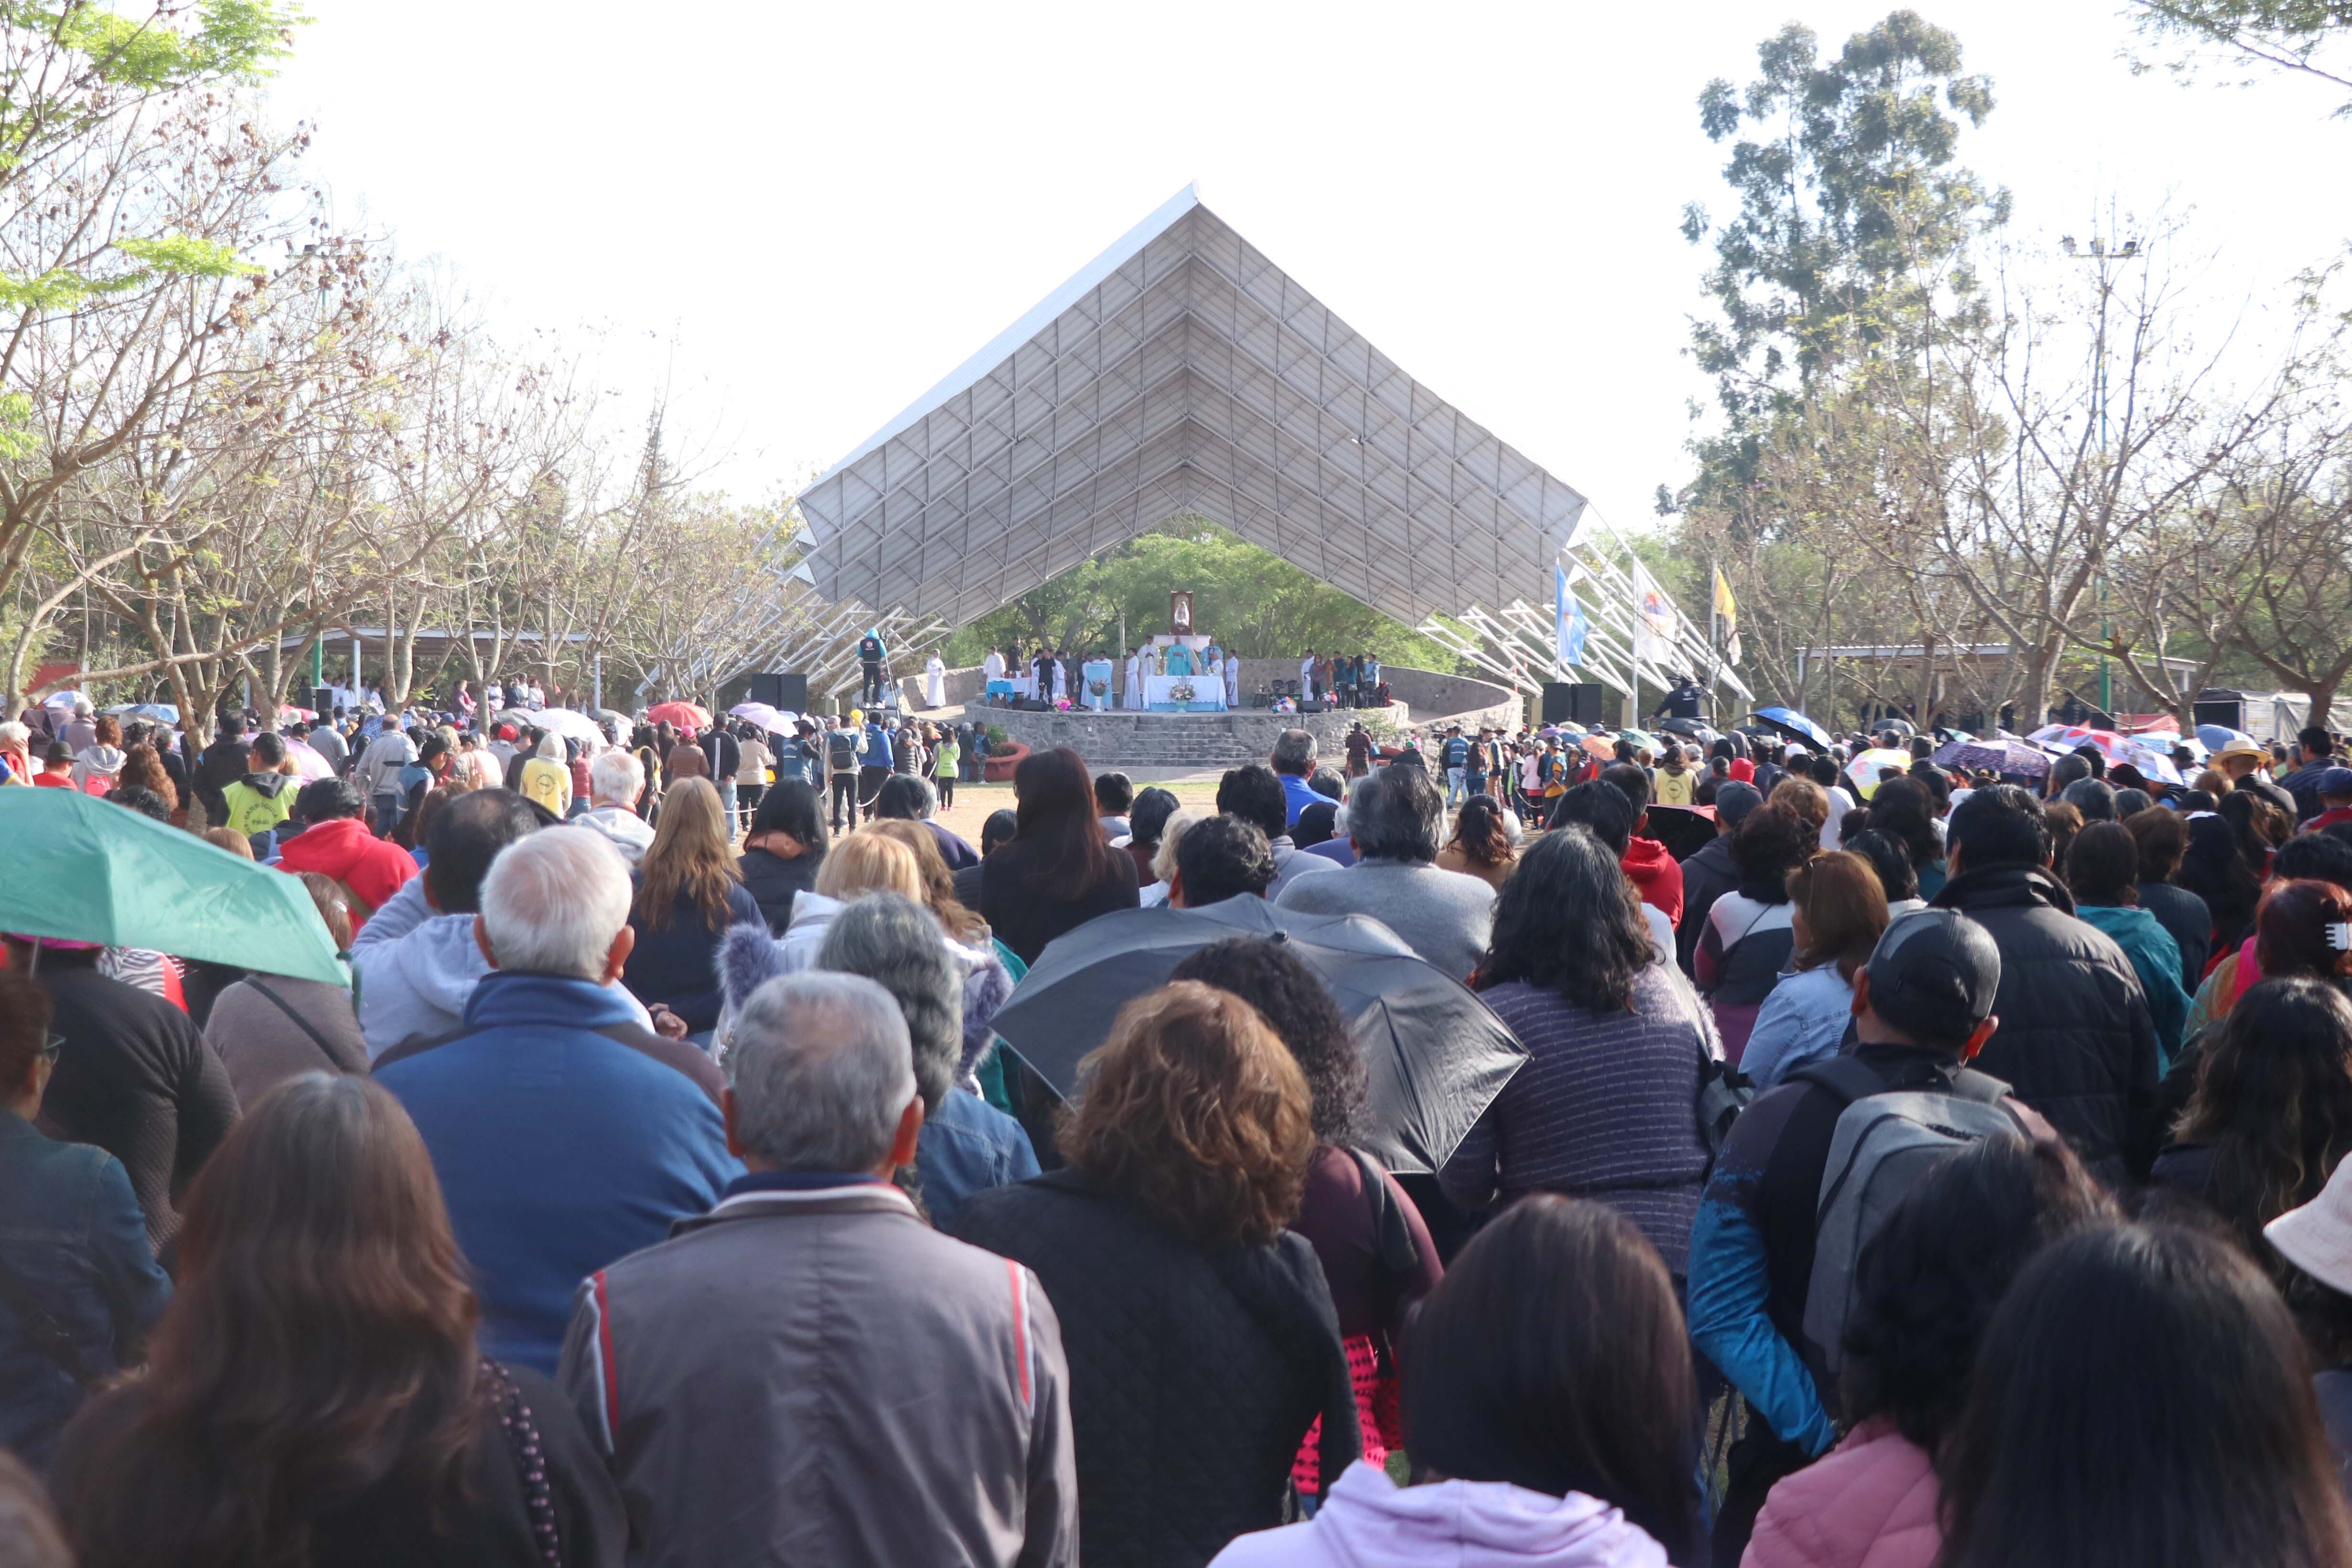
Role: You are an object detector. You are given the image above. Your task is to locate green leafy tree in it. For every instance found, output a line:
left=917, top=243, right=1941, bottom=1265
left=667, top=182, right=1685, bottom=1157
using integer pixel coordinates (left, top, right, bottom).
left=939, top=518, right=1462, bottom=670
left=2126, top=0, right=2352, bottom=116
left=1676, top=11, right=2003, bottom=510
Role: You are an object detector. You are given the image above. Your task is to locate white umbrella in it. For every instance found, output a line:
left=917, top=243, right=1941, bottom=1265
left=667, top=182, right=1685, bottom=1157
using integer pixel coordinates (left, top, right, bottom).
left=729, top=701, right=787, bottom=732
left=529, top=708, right=607, bottom=746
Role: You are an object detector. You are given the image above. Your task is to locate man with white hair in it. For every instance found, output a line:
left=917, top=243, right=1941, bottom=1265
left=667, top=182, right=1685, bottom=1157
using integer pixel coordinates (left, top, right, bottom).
left=576, top=746, right=654, bottom=864
left=559, top=971, right=1075, bottom=1568
left=375, top=828, right=739, bottom=1375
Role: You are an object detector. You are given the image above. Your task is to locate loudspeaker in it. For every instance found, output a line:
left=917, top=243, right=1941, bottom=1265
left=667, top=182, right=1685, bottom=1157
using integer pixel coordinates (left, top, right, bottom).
left=1542, top=683, right=1615, bottom=728
left=2194, top=689, right=2246, bottom=731
left=1299, top=698, right=1325, bottom=714
left=750, top=672, right=809, bottom=712
left=310, top=686, right=333, bottom=716
left=1019, top=698, right=1050, bottom=711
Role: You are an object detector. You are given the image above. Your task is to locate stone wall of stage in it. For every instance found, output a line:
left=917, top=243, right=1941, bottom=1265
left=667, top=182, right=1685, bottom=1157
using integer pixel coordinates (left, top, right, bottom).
left=973, top=665, right=1521, bottom=769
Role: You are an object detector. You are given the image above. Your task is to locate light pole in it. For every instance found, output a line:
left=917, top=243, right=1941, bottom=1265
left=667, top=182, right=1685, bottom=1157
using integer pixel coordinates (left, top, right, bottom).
left=2059, top=231, right=2143, bottom=720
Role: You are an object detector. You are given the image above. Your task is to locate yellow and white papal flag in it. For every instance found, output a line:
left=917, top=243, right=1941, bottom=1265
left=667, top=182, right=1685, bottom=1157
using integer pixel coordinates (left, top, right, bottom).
left=1713, top=565, right=1742, bottom=666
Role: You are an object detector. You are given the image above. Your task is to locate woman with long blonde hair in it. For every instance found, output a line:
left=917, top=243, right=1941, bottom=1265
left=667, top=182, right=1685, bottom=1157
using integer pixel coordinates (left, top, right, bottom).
left=863, top=818, right=988, bottom=944
left=622, top=777, right=762, bottom=1042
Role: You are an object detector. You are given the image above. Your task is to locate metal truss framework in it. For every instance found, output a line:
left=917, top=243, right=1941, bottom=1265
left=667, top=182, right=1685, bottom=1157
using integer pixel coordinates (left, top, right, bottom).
left=747, top=564, right=945, bottom=706
left=796, top=185, right=1746, bottom=711
left=1415, top=507, right=1751, bottom=711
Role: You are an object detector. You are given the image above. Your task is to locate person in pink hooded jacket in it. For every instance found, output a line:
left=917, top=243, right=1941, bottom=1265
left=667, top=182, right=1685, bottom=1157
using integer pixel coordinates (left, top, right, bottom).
left=1212, top=1195, right=1694, bottom=1568
left=1741, top=1135, right=2115, bottom=1568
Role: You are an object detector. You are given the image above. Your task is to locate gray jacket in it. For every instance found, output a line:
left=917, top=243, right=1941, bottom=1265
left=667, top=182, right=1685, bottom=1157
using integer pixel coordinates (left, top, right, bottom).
left=558, top=1181, right=1076, bottom=1568
left=1274, top=855, right=1495, bottom=982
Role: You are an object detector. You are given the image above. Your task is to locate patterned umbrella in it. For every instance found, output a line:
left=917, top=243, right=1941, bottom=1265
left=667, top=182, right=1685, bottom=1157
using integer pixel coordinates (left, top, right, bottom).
left=1932, top=738, right=2052, bottom=778
left=1751, top=706, right=1834, bottom=749
left=1844, top=748, right=1913, bottom=799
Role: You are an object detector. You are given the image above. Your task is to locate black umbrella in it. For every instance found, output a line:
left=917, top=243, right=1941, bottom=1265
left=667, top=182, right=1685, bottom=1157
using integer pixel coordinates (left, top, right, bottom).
left=989, top=897, right=1528, bottom=1175
left=1641, top=802, right=1720, bottom=863
left=1656, top=717, right=1719, bottom=743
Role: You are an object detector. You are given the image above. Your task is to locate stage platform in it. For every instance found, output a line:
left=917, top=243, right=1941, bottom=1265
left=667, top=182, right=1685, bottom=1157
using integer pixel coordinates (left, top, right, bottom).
left=983, top=704, right=1402, bottom=769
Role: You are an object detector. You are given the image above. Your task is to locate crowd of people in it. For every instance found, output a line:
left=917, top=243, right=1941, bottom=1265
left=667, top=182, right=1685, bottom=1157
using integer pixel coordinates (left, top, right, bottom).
left=10, top=673, right=2352, bottom=1568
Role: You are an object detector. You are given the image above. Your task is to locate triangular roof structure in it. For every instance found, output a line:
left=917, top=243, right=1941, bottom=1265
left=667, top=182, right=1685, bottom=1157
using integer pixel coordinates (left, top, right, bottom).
left=796, top=186, right=1593, bottom=632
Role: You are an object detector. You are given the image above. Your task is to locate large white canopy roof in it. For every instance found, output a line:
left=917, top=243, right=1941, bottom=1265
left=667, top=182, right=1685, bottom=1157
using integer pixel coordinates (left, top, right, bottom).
left=797, top=186, right=1593, bottom=631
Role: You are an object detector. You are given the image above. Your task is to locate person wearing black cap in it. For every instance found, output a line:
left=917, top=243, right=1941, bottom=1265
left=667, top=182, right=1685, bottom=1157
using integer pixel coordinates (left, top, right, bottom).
left=2306, top=766, right=2352, bottom=836
left=1686, top=909, right=2056, bottom=1560
left=1676, top=779, right=1761, bottom=976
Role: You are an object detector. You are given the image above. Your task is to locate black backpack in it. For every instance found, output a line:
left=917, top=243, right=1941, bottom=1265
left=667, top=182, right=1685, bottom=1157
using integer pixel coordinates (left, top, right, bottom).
left=827, top=730, right=857, bottom=768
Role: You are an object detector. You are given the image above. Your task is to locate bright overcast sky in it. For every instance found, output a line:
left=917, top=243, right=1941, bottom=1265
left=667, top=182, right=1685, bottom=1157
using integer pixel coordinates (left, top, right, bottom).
left=268, top=0, right=2350, bottom=538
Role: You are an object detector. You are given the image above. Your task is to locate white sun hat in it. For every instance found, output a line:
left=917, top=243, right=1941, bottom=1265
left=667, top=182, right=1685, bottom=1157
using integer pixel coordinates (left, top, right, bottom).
left=2265, top=1155, right=2352, bottom=1297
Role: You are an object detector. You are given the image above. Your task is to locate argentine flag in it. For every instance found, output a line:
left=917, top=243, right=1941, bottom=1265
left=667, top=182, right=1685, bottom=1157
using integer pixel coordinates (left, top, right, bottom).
left=1555, top=565, right=1588, bottom=668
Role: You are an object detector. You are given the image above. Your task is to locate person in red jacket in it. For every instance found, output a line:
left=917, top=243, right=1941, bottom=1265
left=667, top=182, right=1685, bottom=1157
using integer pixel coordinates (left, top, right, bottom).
left=274, top=776, right=417, bottom=927
left=1601, top=761, right=1685, bottom=927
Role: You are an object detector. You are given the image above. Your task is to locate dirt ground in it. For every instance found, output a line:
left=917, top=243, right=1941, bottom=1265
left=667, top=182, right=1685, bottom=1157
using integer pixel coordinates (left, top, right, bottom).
left=913, top=773, right=1228, bottom=846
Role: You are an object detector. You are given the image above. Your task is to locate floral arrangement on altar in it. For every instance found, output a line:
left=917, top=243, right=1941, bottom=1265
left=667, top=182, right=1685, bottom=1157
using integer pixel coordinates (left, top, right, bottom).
left=1052, top=697, right=1074, bottom=712
left=1168, top=680, right=1196, bottom=703
left=1087, top=678, right=1108, bottom=698
left=1271, top=696, right=1297, bottom=714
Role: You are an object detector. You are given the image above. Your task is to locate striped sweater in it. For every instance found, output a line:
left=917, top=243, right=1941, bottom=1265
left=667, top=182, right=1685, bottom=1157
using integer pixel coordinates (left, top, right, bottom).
left=1439, top=969, right=1716, bottom=1272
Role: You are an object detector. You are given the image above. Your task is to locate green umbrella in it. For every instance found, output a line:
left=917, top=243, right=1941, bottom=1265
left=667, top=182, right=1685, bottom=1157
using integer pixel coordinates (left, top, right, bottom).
left=0, top=789, right=346, bottom=985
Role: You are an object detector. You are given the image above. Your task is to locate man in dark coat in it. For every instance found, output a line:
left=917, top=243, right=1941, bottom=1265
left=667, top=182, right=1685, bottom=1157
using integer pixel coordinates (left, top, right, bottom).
left=193, top=712, right=253, bottom=827
left=18, top=938, right=239, bottom=1251
left=2279, top=725, right=2341, bottom=824
left=1677, top=780, right=1760, bottom=975
left=1930, top=784, right=2161, bottom=1178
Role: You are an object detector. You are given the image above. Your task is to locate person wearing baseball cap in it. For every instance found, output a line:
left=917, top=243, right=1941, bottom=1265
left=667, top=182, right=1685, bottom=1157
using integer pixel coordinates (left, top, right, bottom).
left=2303, top=766, right=2352, bottom=837
left=1675, top=780, right=1763, bottom=975
left=1687, top=907, right=2058, bottom=1542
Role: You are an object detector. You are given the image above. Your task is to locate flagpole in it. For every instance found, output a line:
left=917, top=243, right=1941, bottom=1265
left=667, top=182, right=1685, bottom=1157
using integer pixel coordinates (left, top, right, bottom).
left=1708, top=556, right=1720, bottom=728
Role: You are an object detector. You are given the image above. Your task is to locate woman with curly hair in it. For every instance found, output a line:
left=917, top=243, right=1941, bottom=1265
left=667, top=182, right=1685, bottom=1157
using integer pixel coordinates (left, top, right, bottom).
left=1441, top=825, right=1718, bottom=1276
left=53, top=1074, right=623, bottom=1568
left=1434, top=793, right=1518, bottom=890
left=1171, top=938, right=1442, bottom=1503
left=113, top=742, right=179, bottom=817
left=951, top=981, right=1358, bottom=1568
left=2156, top=977, right=2352, bottom=1274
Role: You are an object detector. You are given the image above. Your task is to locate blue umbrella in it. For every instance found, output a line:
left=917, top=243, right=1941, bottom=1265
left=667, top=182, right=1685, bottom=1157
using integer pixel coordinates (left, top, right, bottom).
left=2197, top=724, right=2253, bottom=752
left=102, top=702, right=179, bottom=724
left=1751, top=706, right=1834, bottom=750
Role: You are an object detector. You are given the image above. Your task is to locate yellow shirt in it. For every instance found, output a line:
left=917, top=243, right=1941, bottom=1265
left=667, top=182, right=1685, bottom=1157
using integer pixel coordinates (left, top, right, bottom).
left=1654, top=767, right=1697, bottom=806
left=520, top=756, right=571, bottom=816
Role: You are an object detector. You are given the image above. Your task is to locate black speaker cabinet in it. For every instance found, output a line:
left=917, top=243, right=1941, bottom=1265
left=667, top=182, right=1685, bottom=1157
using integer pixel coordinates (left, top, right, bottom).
left=1542, top=682, right=1616, bottom=728
left=310, top=686, right=334, bottom=716
left=750, top=672, right=809, bottom=711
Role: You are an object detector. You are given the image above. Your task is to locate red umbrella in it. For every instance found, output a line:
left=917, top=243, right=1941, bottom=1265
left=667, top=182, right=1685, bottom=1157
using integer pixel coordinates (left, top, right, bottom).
left=646, top=701, right=710, bottom=730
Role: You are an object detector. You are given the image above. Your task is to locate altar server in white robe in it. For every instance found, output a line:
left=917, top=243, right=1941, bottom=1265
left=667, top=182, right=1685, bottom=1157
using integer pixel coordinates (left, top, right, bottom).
left=1124, top=648, right=1143, bottom=710
left=924, top=650, right=946, bottom=708
left=1224, top=652, right=1240, bottom=706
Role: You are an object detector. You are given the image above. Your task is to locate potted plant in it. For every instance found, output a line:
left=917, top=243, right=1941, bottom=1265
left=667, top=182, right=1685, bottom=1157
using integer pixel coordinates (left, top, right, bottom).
left=983, top=735, right=1030, bottom=782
